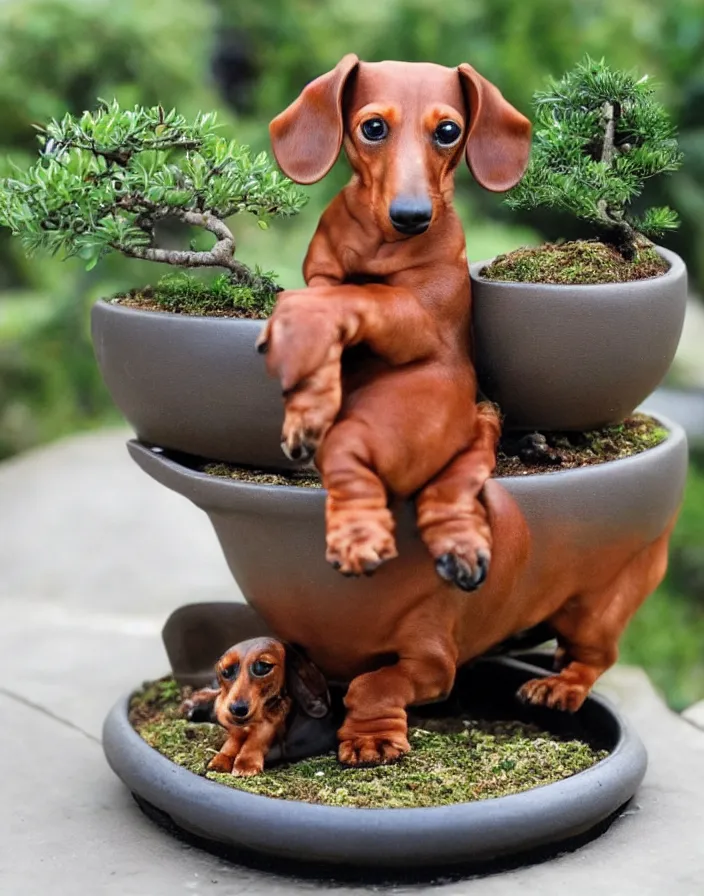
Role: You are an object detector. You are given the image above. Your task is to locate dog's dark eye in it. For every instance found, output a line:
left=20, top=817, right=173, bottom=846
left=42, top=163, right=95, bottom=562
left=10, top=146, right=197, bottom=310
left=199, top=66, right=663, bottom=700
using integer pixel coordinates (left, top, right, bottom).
left=434, top=120, right=462, bottom=146
left=250, top=660, right=274, bottom=677
left=220, top=663, right=239, bottom=681
left=361, top=118, right=388, bottom=142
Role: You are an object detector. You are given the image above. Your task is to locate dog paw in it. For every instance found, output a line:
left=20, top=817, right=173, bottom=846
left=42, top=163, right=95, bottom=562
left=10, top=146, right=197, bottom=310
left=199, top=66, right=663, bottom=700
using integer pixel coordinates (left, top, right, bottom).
left=338, top=734, right=410, bottom=767
left=435, top=548, right=490, bottom=592
left=207, top=752, right=235, bottom=773
left=232, top=757, right=264, bottom=777
left=517, top=675, right=588, bottom=713
left=326, top=514, right=397, bottom=576
left=179, top=698, right=196, bottom=719
left=281, top=410, right=332, bottom=463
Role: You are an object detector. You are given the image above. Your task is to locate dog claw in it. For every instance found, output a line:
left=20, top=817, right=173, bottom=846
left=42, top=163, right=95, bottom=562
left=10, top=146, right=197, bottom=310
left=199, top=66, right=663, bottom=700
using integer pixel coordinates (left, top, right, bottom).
left=517, top=676, right=588, bottom=713
left=361, top=558, right=382, bottom=575
left=280, top=438, right=315, bottom=463
left=435, top=550, right=489, bottom=592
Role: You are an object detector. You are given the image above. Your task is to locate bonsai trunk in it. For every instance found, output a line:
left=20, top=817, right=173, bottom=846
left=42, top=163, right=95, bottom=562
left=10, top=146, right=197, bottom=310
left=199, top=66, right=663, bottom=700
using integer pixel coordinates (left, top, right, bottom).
left=596, top=101, right=639, bottom=260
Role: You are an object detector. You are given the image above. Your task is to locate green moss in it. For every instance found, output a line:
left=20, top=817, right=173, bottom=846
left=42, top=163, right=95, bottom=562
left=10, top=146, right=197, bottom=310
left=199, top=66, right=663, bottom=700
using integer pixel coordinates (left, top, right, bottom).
left=481, top=240, right=668, bottom=285
left=199, top=414, right=666, bottom=484
left=496, top=413, right=667, bottom=476
left=115, top=271, right=277, bottom=319
left=131, top=679, right=607, bottom=809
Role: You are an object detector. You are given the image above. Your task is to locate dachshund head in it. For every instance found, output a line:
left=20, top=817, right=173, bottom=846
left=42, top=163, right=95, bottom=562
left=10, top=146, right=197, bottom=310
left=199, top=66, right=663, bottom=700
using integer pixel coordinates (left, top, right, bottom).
left=269, top=57, right=531, bottom=239
left=213, top=637, right=330, bottom=730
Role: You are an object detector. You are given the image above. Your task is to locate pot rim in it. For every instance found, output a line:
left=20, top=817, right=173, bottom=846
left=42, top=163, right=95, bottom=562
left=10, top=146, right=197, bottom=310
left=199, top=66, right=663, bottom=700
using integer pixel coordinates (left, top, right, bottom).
left=127, top=411, right=684, bottom=506
left=469, top=245, right=684, bottom=291
left=103, top=655, right=646, bottom=868
left=93, top=296, right=268, bottom=326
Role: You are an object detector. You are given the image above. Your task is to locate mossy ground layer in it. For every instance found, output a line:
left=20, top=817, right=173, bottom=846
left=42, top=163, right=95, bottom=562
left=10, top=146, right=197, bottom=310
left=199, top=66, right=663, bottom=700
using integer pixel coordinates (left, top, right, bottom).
left=130, top=678, right=607, bottom=809
left=481, top=240, right=668, bottom=285
left=200, top=413, right=666, bottom=485
left=115, top=272, right=275, bottom=319
left=497, top=413, right=667, bottom=476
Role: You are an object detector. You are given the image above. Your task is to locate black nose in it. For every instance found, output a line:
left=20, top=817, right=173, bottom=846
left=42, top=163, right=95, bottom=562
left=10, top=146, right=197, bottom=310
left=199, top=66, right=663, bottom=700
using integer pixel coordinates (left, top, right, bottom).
left=389, top=197, right=432, bottom=234
left=229, top=700, right=249, bottom=719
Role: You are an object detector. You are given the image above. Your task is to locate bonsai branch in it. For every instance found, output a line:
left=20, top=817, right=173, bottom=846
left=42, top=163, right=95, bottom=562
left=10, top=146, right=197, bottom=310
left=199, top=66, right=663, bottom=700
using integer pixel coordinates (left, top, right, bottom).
left=46, top=137, right=201, bottom=167
left=112, top=208, right=259, bottom=279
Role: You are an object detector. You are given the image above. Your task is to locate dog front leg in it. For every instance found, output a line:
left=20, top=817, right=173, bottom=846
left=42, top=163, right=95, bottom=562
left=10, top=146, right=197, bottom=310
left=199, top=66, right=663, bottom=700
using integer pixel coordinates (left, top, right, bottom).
left=207, top=729, right=246, bottom=773
left=258, top=285, right=441, bottom=462
left=416, top=402, right=501, bottom=591
left=233, top=722, right=280, bottom=777
left=338, top=647, right=457, bottom=766
left=179, top=686, right=219, bottom=721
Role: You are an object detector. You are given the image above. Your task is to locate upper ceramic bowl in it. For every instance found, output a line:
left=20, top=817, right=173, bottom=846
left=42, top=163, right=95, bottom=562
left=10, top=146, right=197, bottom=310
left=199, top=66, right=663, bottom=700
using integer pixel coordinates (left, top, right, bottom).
left=470, top=247, right=687, bottom=431
left=91, top=301, right=293, bottom=469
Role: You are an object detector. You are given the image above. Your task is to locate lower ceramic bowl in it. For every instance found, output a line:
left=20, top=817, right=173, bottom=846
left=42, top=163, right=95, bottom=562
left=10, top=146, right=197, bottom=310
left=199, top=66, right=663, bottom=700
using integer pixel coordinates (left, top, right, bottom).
left=127, top=415, right=687, bottom=682
left=103, top=654, right=646, bottom=872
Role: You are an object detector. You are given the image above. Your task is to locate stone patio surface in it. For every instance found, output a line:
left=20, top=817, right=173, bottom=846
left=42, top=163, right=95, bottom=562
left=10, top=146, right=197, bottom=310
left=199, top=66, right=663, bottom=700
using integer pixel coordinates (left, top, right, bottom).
left=0, top=428, right=703, bottom=895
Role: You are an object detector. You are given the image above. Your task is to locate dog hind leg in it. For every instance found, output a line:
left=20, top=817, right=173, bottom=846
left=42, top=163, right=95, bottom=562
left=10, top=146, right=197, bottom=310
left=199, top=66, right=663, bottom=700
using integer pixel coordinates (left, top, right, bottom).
left=415, top=402, right=500, bottom=591
left=519, top=524, right=673, bottom=712
left=317, top=420, right=398, bottom=576
left=338, top=645, right=457, bottom=766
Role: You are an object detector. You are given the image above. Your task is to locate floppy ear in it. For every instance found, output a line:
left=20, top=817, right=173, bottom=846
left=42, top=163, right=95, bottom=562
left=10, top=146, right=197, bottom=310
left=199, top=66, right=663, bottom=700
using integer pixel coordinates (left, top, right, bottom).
left=285, top=645, right=331, bottom=719
left=269, top=53, right=359, bottom=185
left=457, top=63, right=532, bottom=192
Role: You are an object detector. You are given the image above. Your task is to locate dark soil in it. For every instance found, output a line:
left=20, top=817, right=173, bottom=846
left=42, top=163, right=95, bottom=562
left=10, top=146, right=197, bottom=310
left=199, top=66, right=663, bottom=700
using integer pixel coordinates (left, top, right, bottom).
left=480, top=240, right=668, bottom=285
left=130, top=677, right=607, bottom=808
left=202, top=462, right=322, bottom=487
left=496, top=413, right=667, bottom=476
left=200, top=414, right=666, bottom=485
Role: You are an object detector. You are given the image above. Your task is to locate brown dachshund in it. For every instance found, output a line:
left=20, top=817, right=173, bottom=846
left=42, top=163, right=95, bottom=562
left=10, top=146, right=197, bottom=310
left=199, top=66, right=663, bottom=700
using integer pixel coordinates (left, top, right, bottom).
left=249, top=58, right=681, bottom=768
left=259, top=55, right=531, bottom=590
left=185, top=638, right=331, bottom=776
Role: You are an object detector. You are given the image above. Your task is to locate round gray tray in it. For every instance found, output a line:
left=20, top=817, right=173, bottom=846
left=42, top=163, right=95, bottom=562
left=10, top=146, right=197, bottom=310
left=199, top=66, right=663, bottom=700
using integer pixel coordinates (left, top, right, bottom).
left=103, top=655, right=646, bottom=873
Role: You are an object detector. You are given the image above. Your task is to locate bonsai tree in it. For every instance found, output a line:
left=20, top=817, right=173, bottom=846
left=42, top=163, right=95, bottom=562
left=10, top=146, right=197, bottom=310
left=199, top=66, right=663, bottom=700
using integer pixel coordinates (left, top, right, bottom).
left=507, top=57, right=683, bottom=259
left=0, top=100, right=307, bottom=313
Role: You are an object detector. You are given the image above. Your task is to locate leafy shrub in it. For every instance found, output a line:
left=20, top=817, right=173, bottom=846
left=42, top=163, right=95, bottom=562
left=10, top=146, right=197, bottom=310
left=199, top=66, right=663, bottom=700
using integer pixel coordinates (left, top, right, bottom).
left=0, top=101, right=306, bottom=283
left=507, top=57, right=683, bottom=257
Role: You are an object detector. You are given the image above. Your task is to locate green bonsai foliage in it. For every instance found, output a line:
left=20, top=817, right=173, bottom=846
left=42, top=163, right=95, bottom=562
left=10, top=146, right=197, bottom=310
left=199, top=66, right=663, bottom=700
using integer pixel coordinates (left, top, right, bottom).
left=507, top=57, right=683, bottom=258
left=0, top=100, right=306, bottom=297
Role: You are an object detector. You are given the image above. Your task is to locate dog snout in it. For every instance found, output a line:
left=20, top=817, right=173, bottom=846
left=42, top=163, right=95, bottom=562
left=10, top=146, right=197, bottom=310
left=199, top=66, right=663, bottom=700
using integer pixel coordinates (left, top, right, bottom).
left=389, top=196, right=432, bottom=235
left=229, top=700, right=250, bottom=720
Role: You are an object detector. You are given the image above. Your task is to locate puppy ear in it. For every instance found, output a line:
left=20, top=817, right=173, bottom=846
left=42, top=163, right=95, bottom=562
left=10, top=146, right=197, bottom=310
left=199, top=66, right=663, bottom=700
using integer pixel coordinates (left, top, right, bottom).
left=269, top=53, right=359, bottom=185
left=285, top=645, right=330, bottom=718
left=457, top=63, right=531, bottom=192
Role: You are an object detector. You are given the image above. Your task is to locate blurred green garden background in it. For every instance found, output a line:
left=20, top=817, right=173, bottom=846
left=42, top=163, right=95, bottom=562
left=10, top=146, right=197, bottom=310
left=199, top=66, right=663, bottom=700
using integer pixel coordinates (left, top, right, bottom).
left=0, top=0, right=702, bottom=708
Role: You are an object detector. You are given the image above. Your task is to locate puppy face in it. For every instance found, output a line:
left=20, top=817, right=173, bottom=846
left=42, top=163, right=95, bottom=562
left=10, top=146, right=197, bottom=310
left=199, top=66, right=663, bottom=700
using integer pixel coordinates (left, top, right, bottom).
left=269, top=57, right=530, bottom=240
left=214, top=637, right=287, bottom=729
left=344, top=62, right=468, bottom=240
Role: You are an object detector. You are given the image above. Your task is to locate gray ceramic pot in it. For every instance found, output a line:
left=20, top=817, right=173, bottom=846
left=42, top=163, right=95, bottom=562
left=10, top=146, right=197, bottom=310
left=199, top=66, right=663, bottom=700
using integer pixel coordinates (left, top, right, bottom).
left=127, top=413, right=686, bottom=680
left=470, top=247, right=687, bottom=431
left=103, top=653, right=646, bottom=870
left=91, top=300, right=292, bottom=469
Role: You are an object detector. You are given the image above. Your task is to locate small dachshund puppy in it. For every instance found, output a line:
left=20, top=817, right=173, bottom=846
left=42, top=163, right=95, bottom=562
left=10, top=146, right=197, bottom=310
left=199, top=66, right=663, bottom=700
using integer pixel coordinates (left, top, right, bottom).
left=183, top=637, right=331, bottom=776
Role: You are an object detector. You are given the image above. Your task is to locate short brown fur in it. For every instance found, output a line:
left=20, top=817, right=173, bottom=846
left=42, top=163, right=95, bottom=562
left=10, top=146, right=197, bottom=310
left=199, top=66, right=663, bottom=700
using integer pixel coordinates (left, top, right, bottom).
left=200, top=638, right=291, bottom=777
left=259, top=58, right=678, bottom=766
